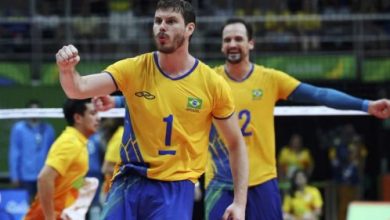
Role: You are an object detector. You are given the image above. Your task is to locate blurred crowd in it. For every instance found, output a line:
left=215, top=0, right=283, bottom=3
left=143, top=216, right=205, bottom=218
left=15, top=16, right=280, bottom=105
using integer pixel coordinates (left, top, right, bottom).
left=1, top=0, right=390, bottom=56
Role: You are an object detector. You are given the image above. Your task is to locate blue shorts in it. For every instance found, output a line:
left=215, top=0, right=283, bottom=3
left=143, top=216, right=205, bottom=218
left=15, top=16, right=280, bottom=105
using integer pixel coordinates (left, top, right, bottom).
left=100, top=174, right=195, bottom=220
left=205, top=178, right=283, bottom=220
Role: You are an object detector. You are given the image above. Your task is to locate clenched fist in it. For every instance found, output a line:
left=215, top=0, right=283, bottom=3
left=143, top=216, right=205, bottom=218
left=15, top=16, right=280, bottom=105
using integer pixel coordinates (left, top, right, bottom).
left=56, top=44, right=80, bottom=72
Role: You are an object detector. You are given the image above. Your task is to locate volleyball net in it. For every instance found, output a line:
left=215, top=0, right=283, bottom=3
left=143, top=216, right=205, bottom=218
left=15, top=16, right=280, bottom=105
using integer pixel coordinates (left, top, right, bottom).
left=0, top=106, right=368, bottom=119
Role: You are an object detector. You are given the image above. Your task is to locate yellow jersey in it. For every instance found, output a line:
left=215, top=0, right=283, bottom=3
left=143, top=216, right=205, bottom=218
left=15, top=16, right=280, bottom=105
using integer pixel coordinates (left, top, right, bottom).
left=278, top=147, right=313, bottom=178
left=206, top=64, right=300, bottom=188
left=25, top=127, right=89, bottom=220
left=105, top=52, right=235, bottom=183
left=282, top=185, right=323, bottom=218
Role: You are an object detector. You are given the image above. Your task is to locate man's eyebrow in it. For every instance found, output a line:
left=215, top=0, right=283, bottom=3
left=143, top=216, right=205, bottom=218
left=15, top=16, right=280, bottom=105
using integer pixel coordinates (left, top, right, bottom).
left=155, top=14, right=179, bottom=19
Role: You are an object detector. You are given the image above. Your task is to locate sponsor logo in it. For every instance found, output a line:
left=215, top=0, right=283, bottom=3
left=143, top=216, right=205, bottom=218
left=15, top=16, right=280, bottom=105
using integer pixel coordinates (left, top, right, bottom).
left=135, top=91, right=155, bottom=100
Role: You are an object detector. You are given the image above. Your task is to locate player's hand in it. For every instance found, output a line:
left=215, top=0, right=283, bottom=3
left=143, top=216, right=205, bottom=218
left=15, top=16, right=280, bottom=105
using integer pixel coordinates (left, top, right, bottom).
left=56, top=44, right=80, bottom=72
left=368, top=99, right=390, bottom=119
left=92, top=95, right=115, bottom=111
left=222, top=202, right=245, bottom=220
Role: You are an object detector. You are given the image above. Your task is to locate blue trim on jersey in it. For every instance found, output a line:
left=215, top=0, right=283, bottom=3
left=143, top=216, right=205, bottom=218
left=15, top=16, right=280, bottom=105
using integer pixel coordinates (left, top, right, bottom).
left=224, top=63, right=254, bottom=82
left=104, top=71, right=119, bottom=90
left=118, top=108, right=148, bottom=177
left=158, top=150, right=176, bottom=155
left=153, top=51, right=199, bottom=80
left=288, top=83, right=367, bottom=112
left=212, top=111, right=234, bottom=120
left=208, top=126, right=233, bottom=186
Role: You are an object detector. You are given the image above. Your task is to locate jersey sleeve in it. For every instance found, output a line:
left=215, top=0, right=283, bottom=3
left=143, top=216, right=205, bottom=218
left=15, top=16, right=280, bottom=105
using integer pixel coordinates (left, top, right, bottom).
left=45, top=140, right=81, bottom=176
left=271, top=69, right=301, bottom=100
left=104, top=59, right=131, bottom=92
left=212, top=75, right=235, bottom=119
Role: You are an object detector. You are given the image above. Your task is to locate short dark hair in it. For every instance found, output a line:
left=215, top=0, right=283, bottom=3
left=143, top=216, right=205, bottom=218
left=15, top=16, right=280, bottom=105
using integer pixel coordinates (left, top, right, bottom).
left=63, top=99, right=91, bottom=126
left=221, top=18, right=253, bottom=41
left=156, top=0, right=196, bottom=25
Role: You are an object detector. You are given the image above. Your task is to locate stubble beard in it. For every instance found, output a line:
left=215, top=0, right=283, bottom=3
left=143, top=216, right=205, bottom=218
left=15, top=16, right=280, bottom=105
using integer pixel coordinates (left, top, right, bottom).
left=226, top=53, right=242, bottom=64
left=156, top=34, right=185, bottom=54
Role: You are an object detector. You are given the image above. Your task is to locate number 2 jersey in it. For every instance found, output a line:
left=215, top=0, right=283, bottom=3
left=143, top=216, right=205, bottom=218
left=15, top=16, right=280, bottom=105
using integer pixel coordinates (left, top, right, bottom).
left=104, top=52, right=235, bottom=183
left=206, top=64, right=300, bottom=189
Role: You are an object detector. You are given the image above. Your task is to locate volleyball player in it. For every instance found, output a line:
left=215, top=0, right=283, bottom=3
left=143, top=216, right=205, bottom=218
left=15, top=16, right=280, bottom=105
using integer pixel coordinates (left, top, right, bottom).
left=55, top=1, right=248, bottom=219
left=25, top=99, right=100, bottom=220
left=204, top=18, right=390, bottom=220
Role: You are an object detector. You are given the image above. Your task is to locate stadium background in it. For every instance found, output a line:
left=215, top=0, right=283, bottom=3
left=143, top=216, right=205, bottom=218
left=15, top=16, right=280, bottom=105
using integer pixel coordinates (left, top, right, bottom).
left=0, top=0, right=390, bottom=219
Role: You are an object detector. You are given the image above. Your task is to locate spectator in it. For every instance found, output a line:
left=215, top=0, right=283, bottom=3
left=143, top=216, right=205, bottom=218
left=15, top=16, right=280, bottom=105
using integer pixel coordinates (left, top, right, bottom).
left=283, top=169, right=323, bottom=220
left=8, top=99, right=55, bottom=202
left=278, top=133, right=314, bottom=180
left=328, top=124, right=367, bottom=220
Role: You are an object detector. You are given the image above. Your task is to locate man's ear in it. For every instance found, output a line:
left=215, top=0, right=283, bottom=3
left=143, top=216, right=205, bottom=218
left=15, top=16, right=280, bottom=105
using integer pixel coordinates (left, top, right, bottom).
left=186, top=23, right=195, bottom=34
left=249, top=39, right=255, bottom=50
left=73, top=113, right=82, bottom=125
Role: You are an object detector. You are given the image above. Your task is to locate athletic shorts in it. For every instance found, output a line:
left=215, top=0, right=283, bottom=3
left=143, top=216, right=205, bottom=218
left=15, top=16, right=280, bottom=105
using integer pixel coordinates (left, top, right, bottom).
left=100, top=174, right=195, bottom=220
left=205, top=178, right=283, bottom=220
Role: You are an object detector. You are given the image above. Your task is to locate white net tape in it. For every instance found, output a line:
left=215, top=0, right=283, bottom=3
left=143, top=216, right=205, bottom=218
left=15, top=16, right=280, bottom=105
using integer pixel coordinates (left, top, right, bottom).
left=0, top=106, right=367, bottom=119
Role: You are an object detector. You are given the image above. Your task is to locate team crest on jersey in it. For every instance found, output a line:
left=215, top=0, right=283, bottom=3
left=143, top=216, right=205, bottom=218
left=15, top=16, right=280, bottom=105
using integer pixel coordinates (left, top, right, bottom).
left=252, top=89, right=263, bottom=100
left=186, top=97, right=203, bottom=112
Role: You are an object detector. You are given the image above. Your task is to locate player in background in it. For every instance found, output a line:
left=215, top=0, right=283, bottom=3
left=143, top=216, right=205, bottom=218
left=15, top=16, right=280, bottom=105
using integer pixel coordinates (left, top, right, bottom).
left=204, top=18, right=390, bottom=220
left=24, top=99, right=100, bottom=220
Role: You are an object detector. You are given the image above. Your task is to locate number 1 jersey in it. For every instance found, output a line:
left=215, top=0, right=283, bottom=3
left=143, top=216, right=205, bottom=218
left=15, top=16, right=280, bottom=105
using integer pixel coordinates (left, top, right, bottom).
left=105, top=52, right=235, bottom=183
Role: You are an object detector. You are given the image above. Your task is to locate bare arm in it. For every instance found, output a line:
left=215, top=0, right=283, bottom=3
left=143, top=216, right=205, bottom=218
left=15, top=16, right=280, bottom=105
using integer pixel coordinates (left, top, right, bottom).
left=214, top=115, right=248, bottom=220
left=56, top=45, right=117, bottom=99
left=38, top=165, right=59, bottom=220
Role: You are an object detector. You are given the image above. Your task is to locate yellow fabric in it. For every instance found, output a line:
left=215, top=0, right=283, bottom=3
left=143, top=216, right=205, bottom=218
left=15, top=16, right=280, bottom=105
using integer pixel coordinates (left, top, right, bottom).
left=104, top=126, right=124, bottom=163
left=278, top=147, right=313, bottom=177
left=283, top=185, right=323, bottom=218
left=102, top=126, right=123, bottom=193
left=25, top=126, right=88, bottom=220
left=105, top=52, right=235, bottom=182
left=208, top=64, right=300, bottom=186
